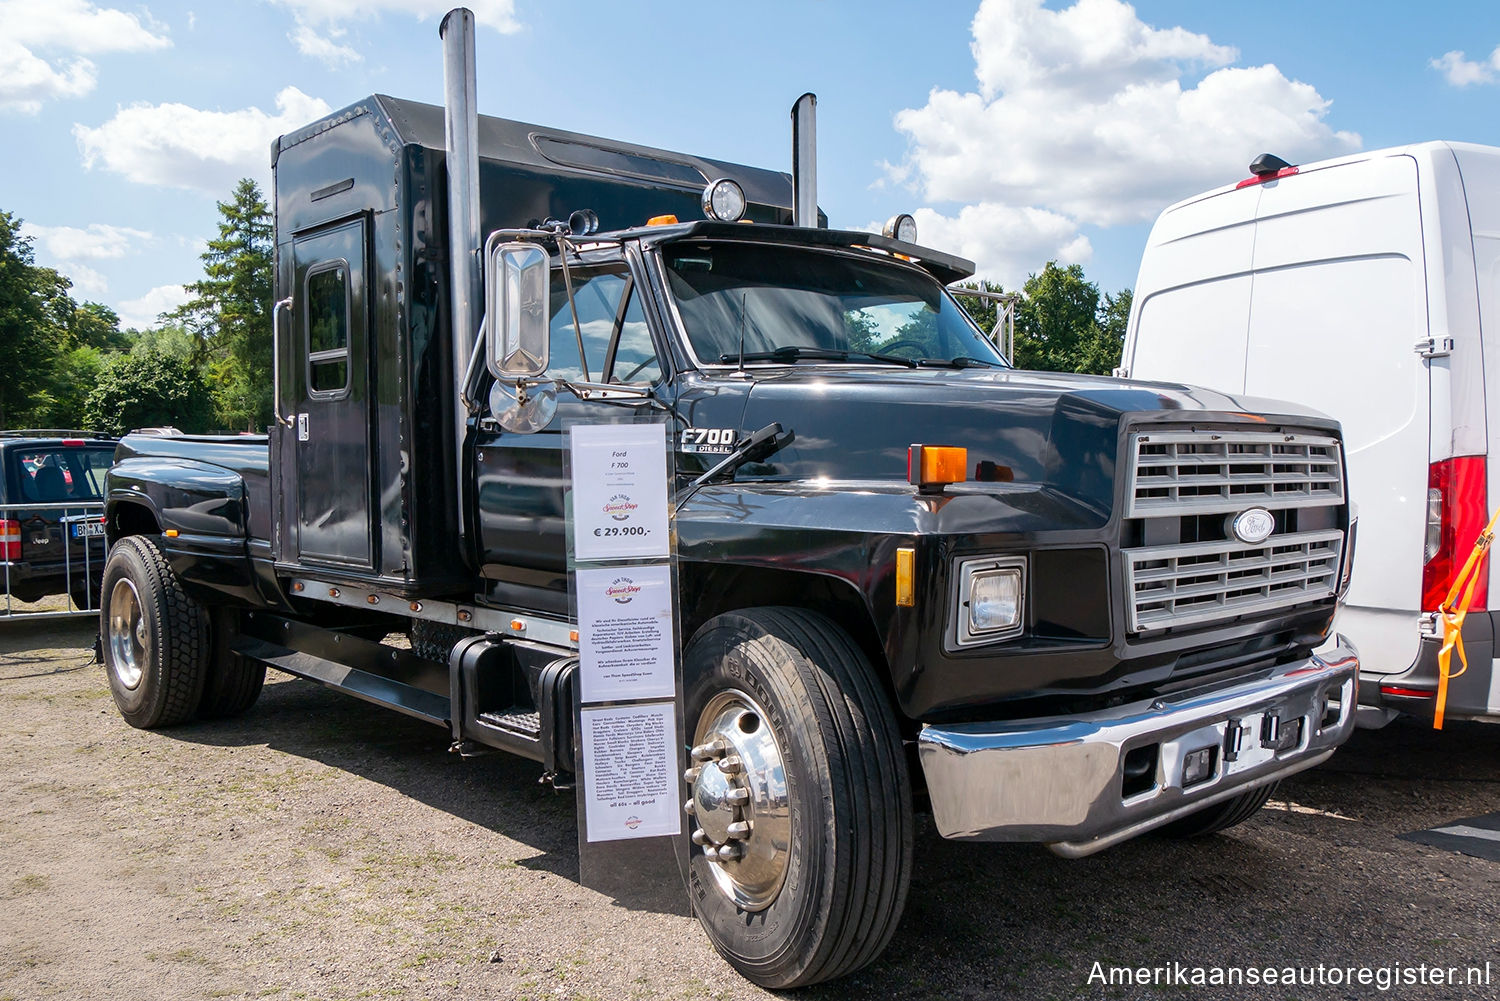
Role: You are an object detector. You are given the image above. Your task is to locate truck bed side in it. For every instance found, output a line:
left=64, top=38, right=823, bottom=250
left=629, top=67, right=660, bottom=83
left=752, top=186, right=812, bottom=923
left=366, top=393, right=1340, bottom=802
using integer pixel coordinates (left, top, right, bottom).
left=105, top=433, right=280, bottom=608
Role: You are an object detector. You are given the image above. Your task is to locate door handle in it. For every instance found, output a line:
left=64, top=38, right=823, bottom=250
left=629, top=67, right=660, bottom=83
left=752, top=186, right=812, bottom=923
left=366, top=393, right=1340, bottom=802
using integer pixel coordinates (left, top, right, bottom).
left=273, top=296, right=295, bottom=428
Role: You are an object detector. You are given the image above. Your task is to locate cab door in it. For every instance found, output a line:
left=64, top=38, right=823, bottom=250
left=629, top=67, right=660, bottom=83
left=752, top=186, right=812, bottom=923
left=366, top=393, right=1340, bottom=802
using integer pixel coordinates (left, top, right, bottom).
left=285, top=216, right=374, bottom=571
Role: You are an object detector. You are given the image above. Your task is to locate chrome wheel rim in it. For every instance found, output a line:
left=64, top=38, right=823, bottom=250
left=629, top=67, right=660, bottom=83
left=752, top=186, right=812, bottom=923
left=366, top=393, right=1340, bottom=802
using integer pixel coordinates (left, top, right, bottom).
left=107, top=578, right=147, bottom=691
left=685, top=689, right=791, bottom=912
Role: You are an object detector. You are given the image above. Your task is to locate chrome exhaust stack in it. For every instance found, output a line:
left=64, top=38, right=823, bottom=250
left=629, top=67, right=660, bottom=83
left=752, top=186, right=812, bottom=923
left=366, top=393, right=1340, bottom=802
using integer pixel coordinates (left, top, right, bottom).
left=441, top=7, right=482, bottom=546
left=791, top=92, right=817, bottom=227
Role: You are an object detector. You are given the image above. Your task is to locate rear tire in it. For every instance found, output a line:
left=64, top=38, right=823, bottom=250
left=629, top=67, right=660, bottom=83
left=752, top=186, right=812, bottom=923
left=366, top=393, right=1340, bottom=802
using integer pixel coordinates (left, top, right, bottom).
left=198, top=608, right=266, bottom=719
left=100, top=536, right=208, bottom=729
left=682, top=608, right=912, bottom=988
left=1158, top=782, right=1278, bottom=839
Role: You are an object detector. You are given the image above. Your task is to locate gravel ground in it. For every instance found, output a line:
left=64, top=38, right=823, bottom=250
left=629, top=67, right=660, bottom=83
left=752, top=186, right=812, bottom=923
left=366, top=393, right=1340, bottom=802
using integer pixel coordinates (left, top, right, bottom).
left=3, top=617, right=1498, bottom=1001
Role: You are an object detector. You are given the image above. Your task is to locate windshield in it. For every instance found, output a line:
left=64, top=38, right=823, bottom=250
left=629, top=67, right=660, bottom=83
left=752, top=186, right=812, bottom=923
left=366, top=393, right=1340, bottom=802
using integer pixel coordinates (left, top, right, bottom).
left=662, top=242, right=1007, bottom=368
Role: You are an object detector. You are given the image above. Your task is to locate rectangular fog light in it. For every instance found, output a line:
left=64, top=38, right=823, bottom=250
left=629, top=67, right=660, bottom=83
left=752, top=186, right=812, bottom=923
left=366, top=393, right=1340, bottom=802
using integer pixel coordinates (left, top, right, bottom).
left=1182, top=746, right=1216, bottom=788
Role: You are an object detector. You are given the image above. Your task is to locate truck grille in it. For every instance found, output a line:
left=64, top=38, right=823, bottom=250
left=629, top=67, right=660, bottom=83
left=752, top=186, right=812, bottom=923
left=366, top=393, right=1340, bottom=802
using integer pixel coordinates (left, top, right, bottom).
left=1126, top=431, right=1342, bottom=518
left=1122, top=429, right=1345, bottom=634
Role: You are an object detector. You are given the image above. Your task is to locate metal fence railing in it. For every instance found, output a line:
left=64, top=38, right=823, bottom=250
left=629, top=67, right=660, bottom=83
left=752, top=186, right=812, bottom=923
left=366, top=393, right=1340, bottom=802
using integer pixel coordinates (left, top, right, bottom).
left=2, top=500, right=106, bottom=622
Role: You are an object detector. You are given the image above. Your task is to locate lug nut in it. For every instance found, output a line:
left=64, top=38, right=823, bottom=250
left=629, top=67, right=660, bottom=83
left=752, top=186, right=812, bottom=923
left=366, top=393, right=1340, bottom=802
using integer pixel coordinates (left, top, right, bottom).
left=691, top=829, right=710, bottom=846
left=725, top=788, right=750, bottom=806
left=726, top=821, right=751, bottom=840
left=684, top=800, right=696, bottom=816
left=683, top=766, right=700, bottom=785
left=719, top=755, right=744, bottom=775
left=690, top=738, right=728, bottom=762
left=715, top=843, right=744, bottom=861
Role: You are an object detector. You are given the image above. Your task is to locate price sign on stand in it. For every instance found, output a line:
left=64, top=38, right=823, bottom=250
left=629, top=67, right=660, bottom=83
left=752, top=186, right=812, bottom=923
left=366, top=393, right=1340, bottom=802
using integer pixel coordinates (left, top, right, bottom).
left=570, top=424, right=670, bottom=562
left=567, top=420, right=687, bottom=914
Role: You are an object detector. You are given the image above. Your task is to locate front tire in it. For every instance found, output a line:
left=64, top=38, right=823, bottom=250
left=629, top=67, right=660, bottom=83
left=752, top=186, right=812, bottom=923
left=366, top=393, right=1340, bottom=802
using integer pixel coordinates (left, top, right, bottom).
left=100, top=536, right=208, bottom=729
left=1158, top=782, right=1278, bottom=839
left=682, top=608, right=912, bottom=989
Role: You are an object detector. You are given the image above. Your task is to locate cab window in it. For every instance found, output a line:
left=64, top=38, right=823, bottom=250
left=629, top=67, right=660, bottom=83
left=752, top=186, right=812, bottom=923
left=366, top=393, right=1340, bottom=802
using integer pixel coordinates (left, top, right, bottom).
left=548, top=268, right=661, bottom=385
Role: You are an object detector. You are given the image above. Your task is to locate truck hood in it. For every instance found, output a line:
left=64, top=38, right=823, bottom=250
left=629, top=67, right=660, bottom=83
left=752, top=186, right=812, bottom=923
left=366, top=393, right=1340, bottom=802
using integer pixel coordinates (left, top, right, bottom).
left=728, top=365, right=1338, bottom=518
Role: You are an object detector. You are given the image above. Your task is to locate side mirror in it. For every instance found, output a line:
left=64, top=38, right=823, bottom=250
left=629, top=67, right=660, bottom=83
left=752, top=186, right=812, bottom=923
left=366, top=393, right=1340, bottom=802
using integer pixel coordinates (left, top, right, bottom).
left=486, top=240, right=550, bottom=379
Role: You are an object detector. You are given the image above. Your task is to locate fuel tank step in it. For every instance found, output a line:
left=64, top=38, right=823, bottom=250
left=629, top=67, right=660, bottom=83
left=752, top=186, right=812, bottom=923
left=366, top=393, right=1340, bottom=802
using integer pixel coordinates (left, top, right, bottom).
left=477, top=708, right=542, bottom=738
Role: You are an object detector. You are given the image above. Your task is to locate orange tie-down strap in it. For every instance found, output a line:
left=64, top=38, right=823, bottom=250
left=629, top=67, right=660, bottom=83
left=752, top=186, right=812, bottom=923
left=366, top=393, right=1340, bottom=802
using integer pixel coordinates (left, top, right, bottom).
left=1436, top=507, right=1500, bottom=729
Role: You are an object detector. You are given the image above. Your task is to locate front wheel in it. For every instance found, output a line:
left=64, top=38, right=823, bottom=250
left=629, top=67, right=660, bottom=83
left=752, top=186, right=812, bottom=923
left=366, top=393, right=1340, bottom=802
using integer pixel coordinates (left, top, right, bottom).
left=100, top=536, right=208, bottom=729
left=1158, top=782, right=1279, bottom=839
left=682, top=608, right=912, bottom=988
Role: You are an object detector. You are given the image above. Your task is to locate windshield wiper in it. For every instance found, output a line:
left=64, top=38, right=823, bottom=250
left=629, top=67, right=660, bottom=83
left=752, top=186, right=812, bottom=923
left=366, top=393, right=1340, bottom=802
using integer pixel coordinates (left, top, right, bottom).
left=912, top=355, right=1000, bottom=369
left=716, top=345, right=916, bottom=367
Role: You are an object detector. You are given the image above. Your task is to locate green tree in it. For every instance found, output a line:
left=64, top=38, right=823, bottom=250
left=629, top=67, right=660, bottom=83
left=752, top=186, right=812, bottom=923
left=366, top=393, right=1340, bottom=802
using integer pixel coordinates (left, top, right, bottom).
left=1011, top=263, right=1130, bottom=376
left=171, top=178, right=274, bottom=430
left=69, top=301, right=130, bottom=352
left=85, top=344, right=214, bottom=437
left=0, top=210, right=75, bottom=427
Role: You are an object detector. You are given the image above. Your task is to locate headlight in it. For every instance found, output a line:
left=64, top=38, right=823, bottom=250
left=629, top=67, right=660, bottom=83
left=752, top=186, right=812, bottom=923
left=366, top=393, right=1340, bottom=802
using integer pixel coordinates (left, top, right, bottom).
left=954, top=556, right=1026, bottom=646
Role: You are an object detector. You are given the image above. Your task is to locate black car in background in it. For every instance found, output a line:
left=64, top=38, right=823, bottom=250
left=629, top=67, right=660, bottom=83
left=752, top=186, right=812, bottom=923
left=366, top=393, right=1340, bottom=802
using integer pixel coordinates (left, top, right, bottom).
left=1, top=432, right=117, bottom=608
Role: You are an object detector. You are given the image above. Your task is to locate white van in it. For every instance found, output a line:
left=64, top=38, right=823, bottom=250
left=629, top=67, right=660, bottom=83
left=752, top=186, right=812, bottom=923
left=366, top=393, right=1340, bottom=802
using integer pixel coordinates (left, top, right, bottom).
left=1119, top=141, right=1500, bottom=725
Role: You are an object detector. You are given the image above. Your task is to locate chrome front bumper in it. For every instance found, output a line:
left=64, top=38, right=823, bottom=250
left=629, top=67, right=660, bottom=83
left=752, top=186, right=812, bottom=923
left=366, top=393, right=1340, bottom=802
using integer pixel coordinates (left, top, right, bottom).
left=917, top=637, right=1359, bottom=857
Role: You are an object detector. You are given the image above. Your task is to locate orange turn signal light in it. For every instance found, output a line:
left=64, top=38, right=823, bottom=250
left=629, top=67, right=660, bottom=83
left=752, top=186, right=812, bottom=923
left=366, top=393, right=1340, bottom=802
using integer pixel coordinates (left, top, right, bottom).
left=908, top=445, right=967, bottom=490
left=646, top=214, right=679, bottom=226
left=895, top=548, right=916, bottom=607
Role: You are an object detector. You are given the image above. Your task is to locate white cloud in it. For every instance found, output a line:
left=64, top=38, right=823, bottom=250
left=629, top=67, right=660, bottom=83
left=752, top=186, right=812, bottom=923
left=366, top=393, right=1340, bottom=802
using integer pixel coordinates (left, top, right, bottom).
left=1431, top=47, right=1500, bottom=87
left=2, top=0, right=170, bottom=54
left=274, top=0, right=520, bottom=34
left=117, top=284, right=189, bottom=329
left=67, top=264, right=109, bottom=296
left=21, top=222, right=152, bottom=261
left=891, top=0, right=1361, bottom=243
left=74, top=87, right=332, bottom=193
left=0, top=39, right=95, bottom=114
left=291, top=22, right=360, bottom=65
left=0, top=1, right=170, bottom=113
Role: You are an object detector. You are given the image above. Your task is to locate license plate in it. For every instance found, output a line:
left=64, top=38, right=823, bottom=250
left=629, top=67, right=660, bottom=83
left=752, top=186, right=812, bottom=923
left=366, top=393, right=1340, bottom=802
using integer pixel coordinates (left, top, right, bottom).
left=71, top=521, right=105, bottom=539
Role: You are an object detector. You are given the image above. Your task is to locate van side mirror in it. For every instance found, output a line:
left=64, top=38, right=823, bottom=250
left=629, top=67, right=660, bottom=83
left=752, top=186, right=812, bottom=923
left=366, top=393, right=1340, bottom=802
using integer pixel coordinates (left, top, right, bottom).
left=486, top=240, right=550, bottom=379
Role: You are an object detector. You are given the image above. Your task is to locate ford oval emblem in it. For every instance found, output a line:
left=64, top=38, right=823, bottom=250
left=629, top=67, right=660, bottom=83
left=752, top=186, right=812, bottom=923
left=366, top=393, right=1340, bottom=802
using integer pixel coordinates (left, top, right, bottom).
left=1231, top=507, right=1276, bottom=545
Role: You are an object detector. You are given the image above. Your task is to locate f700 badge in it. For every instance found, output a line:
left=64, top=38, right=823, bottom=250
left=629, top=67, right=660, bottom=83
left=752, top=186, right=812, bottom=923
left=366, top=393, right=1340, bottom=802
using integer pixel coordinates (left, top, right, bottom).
left=680, top=427, right=736, bottom=455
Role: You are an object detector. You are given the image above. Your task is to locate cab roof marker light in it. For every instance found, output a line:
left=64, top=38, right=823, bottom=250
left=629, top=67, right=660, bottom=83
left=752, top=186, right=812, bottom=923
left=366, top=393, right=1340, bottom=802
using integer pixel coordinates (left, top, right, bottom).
left=646, top=214, right=679, bottom=226
left=908, top=444, right=967, bottom=494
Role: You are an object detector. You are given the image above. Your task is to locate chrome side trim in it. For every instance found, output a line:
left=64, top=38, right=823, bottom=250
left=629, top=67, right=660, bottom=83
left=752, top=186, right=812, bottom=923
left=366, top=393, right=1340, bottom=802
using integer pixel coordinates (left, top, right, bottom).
left=287, top=577, right=578, bottom=650
left=916, top=637, right=1358, bottom=854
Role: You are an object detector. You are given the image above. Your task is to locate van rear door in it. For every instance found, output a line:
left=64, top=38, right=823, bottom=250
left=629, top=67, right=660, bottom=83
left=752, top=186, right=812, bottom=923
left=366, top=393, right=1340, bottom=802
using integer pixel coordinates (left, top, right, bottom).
left=1243, top=154, right=1429, bottom=674
left=1125, top=186, right=1259, bottom=392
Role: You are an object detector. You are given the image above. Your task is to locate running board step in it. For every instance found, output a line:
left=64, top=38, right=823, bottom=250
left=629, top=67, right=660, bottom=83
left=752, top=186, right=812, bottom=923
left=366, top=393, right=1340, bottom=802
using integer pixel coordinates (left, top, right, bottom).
left=477, top=708, right=542, bottom=738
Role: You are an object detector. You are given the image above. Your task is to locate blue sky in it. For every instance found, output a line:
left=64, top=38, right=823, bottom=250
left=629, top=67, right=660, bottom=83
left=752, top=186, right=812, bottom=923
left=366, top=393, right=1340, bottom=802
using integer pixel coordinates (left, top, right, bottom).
left=3, top=0, right=1499, bottom=328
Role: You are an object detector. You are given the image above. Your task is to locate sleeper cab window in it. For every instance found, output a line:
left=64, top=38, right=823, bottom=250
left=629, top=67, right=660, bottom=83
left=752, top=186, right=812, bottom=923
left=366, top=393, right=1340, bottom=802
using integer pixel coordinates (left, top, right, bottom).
left=306, top=261, right=350, bottom=396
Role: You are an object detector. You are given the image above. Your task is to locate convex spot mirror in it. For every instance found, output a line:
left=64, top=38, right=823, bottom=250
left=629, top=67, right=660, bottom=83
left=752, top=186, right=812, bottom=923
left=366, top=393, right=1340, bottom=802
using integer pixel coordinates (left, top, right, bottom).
left=486, top=240, right=550, bottom=379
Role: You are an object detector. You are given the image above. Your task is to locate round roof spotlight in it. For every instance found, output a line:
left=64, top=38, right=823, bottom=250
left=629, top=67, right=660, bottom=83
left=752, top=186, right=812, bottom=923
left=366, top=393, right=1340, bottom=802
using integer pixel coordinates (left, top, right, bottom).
left=702, top=178, right=747, bottom=222
left=883, top=213, right=918, bottom=244
left=567, top=208, right=600, bottom=236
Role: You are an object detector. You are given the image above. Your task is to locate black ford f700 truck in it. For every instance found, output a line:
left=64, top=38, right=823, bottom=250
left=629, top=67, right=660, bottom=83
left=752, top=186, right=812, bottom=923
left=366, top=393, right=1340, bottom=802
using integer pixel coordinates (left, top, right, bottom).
left=98, top=9, right=1359, bottom=989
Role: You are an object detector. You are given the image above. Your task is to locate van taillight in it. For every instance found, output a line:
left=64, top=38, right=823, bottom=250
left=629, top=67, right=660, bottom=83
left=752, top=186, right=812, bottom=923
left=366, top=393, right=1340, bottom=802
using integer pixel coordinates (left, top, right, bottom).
left=1421, top=455, right=1488, bottom=611
left=1, top=520, right=19, bottom=561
